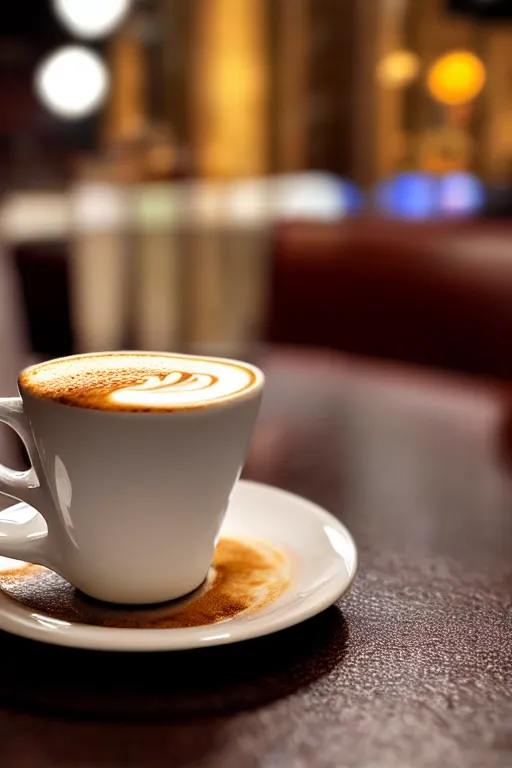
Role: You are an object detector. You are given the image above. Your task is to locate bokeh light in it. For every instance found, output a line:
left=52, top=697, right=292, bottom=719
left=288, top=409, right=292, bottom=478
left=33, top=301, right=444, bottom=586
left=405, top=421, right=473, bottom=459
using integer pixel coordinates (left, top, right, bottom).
left=52, top=0, right=131, bottom=40
left=377, top=51, right=420, bottom=89
left=376, top=172, right=486, bottom=220
left=71, top=183, right=129, bottom=232
left=427, top=51, right=486, bottom=105
left=272, top=174, right=363, bottom=221
left=223, top=179, right=270, bottom=226
left=35, top=46, right=110, bottom=119
left=438, top=172, right=486, bottom=217
left=375, top=173, right=439, bottom=220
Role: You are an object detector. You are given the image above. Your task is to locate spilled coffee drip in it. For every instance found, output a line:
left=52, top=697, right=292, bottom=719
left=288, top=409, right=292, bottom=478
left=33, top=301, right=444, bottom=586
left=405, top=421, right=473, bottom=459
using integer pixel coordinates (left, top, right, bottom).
left=19, top=352, right=260, bottom=412
left=0, top=538, right=290, bottom=629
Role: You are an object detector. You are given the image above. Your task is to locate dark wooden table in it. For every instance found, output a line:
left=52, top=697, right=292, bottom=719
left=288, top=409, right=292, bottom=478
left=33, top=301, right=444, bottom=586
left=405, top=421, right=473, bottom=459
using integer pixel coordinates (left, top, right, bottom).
left=1, top=348, right=512, bottom=767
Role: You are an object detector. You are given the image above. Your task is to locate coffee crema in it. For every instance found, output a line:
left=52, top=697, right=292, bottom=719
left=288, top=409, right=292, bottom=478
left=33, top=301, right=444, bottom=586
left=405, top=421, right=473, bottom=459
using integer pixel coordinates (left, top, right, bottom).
left=19, top=352, right=261, bottom=412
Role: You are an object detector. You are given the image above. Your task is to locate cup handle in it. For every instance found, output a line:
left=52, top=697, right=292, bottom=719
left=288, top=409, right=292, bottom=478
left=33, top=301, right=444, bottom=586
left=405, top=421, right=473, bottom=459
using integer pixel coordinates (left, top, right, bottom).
left=0, top=397, right=56, bottom=567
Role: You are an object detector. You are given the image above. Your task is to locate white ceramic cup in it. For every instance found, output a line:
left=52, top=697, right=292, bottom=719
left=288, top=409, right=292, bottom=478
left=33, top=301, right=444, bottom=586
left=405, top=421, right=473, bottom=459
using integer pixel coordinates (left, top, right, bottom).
left=0, top=354, right=264, bottom=604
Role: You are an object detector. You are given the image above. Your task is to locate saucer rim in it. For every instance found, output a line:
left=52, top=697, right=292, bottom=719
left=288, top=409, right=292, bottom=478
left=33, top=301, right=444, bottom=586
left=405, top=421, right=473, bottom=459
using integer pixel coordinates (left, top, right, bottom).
left=0, top=481, right=357, bottom=651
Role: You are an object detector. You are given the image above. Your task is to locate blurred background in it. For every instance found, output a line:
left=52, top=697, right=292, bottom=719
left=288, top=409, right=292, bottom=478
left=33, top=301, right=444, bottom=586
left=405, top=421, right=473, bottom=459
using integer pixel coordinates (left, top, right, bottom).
left=1, top=0, right=512, bottom=418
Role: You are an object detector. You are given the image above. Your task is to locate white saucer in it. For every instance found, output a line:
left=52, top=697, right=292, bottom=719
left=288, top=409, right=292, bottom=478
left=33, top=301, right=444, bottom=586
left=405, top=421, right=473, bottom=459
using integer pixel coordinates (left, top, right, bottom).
left=0, top=481, right=357, bottom=651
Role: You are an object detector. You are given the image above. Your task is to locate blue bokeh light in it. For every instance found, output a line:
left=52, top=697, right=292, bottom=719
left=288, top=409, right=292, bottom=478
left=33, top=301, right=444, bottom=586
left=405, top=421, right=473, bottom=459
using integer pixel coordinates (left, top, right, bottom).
left=375, top=172, right=486, bottom=219
left=375, top=173, right=439, bottom=220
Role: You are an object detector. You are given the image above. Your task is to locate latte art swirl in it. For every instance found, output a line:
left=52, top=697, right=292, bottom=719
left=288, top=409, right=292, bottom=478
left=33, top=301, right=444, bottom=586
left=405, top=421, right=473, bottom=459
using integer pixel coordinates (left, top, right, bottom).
left=120, top=371, right=217, bottom=393
left=20, top=352, right=262, bottom=412
left=110, top=371, right=219, bottom=407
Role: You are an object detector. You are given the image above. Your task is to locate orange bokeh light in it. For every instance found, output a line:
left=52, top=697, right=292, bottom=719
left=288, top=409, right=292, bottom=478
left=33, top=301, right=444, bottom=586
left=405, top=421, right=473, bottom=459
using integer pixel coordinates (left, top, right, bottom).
left=427, top=51, right=486, bottom=106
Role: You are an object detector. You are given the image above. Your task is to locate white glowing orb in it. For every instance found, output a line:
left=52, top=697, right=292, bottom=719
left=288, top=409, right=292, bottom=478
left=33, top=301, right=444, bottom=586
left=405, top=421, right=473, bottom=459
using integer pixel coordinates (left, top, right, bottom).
left=52, top=0, right=131, bottom=39
left=272, top=174, right=352, bottom=221
left=35, top=47, right=110, bottom=119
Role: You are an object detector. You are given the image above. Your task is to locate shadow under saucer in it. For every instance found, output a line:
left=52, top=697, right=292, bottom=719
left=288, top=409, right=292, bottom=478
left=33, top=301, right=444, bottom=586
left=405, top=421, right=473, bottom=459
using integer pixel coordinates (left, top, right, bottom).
left=0, top=606, right=348, bottom=720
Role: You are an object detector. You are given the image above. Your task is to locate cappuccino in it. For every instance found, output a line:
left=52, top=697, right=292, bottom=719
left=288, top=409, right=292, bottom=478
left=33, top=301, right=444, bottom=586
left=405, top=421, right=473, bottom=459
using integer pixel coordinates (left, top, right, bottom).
left=19, top=351, right=261, bottom=412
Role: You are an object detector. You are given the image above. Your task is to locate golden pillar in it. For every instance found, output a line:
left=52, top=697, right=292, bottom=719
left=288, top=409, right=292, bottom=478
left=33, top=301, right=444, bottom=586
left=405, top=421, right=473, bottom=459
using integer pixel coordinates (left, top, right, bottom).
left=482, top=27, right=512, bottom=181
left=102, top=21, right=149, bottom=148
left=274, top=0, right=309, bottom=173
left=374, top=0, right=408, bottom=179
left=191, top=0, right=269, bottom=178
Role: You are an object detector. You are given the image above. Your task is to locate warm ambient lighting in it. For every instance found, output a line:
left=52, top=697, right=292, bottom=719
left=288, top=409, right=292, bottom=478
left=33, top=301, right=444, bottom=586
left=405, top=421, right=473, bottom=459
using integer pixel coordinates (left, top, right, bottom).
left=35, top=47, right=110, bottom=119
left=427, top=51, right=486, bottom=106
left=52, top=0, right=131, bottom=39
left=377, top=51, right=420, bottom=88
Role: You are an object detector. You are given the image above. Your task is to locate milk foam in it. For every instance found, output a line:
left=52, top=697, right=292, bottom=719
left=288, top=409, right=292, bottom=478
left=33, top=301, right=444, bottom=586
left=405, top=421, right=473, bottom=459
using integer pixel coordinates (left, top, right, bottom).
left=19, top=352, right=260, bottom=411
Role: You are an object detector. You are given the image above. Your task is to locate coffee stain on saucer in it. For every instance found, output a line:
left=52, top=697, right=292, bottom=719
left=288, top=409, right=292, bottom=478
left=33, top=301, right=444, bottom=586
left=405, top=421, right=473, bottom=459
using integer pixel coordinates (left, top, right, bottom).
left=0, top=539, right=290, bottom=629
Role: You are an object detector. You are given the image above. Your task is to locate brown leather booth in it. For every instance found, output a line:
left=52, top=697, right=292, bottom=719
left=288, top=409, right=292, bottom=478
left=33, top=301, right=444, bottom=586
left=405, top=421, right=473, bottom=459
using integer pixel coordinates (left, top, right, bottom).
left=266, top=218, right=512, bottom=380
